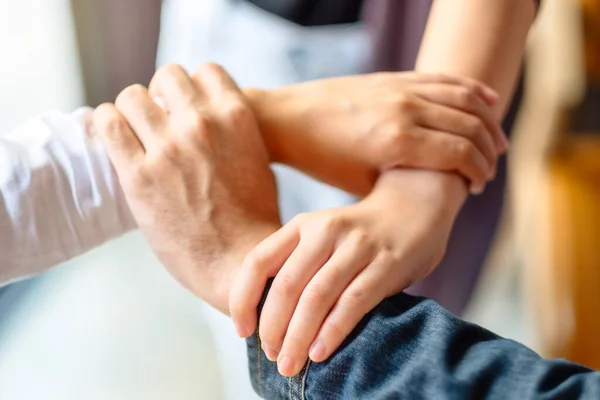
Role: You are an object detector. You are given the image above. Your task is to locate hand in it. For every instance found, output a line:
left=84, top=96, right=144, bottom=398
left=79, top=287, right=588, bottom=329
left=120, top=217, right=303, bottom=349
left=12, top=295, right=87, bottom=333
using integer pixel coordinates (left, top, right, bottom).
left=93, top=63, right=281, bottom=313
left=230, top=168, right=466, bottom=376
left=247, top=72, right=507, bottom=196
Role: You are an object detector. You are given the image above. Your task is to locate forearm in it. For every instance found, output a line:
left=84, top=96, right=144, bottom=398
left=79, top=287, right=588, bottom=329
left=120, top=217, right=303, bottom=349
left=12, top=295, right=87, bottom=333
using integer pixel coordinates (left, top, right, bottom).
left=0, top=109, right=136, bottom=285
left=410, top=0, right=536, bottom=203
left=417, top=0, right=536, bottom=117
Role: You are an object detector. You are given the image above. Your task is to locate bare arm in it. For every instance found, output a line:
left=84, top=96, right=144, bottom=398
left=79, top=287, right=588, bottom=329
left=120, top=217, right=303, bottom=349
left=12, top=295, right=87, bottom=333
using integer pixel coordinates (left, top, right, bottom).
left=388, top=0, right=538, bottom=209
left=417, top=0, right=537, bottom=118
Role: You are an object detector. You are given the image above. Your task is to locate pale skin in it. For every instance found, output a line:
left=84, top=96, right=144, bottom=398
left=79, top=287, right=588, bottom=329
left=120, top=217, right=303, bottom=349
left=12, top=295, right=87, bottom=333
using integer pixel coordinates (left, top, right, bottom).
left=93, top=63, right=499, bottom=313
left=230, top=0, right=538, bottom=377
left=93, top=0, right=537, bottom=380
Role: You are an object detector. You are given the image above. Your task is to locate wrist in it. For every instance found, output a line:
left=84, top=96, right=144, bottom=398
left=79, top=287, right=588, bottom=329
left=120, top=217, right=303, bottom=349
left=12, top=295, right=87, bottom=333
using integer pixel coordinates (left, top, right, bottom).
left=202, top=221, right=281, bottom=315
left=367, top=169, right=468, bottom=218
left=244, top=87, right=290, bottom=164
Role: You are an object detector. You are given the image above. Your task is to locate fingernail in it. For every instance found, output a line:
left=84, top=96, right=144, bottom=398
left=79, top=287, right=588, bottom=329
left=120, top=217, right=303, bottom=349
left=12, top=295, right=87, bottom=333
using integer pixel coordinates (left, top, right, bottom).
left=502, top=136, right=510, bottom=153
left=278, top=355, right=295, bottom=376
left=264, top=346, right=279, bottom=362
left=309, top=340, right=326, bottom=361
left=470, top=184, right=485, bottom=196
left=234, top=322, right=249, bottom=338
left=483, top=87, right=499, bottom=102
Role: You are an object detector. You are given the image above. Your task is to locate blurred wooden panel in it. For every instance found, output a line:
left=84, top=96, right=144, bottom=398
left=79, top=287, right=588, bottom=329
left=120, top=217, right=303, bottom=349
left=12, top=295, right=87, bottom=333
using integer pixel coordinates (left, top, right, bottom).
left=581, top=0, right=600, bottom=80
left=546, top=137, right=600, bottom=369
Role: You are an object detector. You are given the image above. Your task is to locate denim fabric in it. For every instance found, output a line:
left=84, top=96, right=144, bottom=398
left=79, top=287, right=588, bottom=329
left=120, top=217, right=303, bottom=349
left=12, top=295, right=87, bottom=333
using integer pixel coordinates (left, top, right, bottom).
left=247, top=291, right=600, bottom=399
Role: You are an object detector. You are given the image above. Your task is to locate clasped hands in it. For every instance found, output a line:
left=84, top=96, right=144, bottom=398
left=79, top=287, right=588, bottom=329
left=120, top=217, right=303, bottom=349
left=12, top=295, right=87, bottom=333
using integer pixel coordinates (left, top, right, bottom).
left=93, top=63, right=505, bottom=377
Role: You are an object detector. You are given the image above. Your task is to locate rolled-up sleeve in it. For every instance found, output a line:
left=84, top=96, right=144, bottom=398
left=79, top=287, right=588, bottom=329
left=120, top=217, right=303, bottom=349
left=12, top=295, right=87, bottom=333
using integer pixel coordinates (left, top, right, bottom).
left=0, top=108, right=136, bottom=285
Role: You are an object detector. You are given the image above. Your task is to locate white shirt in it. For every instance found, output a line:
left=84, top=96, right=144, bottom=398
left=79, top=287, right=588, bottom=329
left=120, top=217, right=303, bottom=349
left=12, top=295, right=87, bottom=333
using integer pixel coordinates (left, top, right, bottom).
left=0, top=108, right=135, bottom=286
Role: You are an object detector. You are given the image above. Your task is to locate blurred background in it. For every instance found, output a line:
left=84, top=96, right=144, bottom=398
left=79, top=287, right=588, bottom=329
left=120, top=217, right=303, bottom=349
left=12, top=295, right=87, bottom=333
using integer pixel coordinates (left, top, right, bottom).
left=0, top=0, right=598, bottom=399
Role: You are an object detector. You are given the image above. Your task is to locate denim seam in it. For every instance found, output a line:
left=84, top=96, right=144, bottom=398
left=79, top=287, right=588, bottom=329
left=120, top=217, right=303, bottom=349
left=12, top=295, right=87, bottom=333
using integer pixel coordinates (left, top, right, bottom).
left=289, top=375, right=293, bottom=400
left=301, top=360, right=311, bottom=400
left=256, top=332, right=263, bottom=398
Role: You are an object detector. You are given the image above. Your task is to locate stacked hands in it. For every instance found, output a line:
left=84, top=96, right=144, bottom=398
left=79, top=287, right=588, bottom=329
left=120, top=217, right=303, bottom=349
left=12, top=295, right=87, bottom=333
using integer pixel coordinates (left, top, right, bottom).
left=93, top=64, right=506, bottom=377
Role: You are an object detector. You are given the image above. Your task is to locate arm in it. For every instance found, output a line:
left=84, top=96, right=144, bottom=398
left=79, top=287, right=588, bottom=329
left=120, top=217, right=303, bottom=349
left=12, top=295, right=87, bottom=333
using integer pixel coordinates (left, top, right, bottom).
left=409, top=0, right=537, bottom=198
left=0, top=109, right=135, bottom=285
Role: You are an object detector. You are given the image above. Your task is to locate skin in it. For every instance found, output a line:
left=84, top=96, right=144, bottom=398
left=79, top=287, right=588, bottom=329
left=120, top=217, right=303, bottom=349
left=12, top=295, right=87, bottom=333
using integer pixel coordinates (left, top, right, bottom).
left=230, top=0, right=537, bottom=377
left=91, top=0, right=536, bottom=380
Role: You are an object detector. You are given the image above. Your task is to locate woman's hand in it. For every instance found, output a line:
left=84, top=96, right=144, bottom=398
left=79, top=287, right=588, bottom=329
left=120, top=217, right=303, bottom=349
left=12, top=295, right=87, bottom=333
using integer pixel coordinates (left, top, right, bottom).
left=247, top=72, right=507, bottom=196
left=229, top=168, right=465, bottom=377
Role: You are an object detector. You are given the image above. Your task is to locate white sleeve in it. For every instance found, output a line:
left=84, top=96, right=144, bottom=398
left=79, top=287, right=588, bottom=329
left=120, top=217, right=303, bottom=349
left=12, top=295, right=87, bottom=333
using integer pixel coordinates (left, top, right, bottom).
left=0, top=108, right=136, bottom=286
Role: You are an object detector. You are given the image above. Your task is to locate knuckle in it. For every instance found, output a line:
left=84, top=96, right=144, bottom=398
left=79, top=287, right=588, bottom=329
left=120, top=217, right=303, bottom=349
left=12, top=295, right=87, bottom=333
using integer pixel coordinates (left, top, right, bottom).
left=322, top=320, right=346, bottom=341
left=456, top=140, right=477, bottom=161
left=116, top=84, right=147, bottom=106
left=302, top=284, right=329, bottom=308
left=181, top=111, right=213, bottom=141
left=382, top=123, right=418, bottom=165
left=319, top=214, right=344, bottom=234
left=222, top=100, right=253, bottom=125
left=200, top=62, right=225, bottom=75
left=245, top=246, right=269, bottom=270
left=94, top=110, right=124, bottom=141
left=159, top=141, right=181, bottom=161
left=258, top=327, right=280, bottom=349
left=466, top=117, right=485, bottom=137
left=378, top=249, right=398, bottom=267
left=348, top=229, right=371, bottom=250
left=393, top=94, right=414, bottom=111
left=157, top=63, right=187, bottom=80
left=457, top=87, right=476, bottom=108
left=291, top=212, right=310, bottom=226
left=272, top=275, right=298, bottom=298
left=340, top=287, right=369, bottom=310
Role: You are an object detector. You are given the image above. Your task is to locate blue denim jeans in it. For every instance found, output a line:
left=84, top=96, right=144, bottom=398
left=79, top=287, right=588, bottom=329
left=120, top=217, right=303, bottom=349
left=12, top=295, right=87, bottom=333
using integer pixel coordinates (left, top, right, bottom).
left=247, top=289, right=600, bottom=399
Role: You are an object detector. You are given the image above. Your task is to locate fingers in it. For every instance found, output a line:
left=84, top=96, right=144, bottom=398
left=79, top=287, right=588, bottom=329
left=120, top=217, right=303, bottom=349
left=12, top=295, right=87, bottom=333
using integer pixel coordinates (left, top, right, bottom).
left=276, top=232, right=374, bottom=377
left=148, top=64, right=200, bottom=112
left=406, top=72, right=499, bottom=106
left=413, top=83, right=508, bottom=153
left=115, top=84, right=167, bottom=150
left=192, top=63, right=244, bottom=102
left=413, top=99, right=497, bottom=177
left=229, top=222, right=300, bottom=338
left=93, top=103, right=144, bottom=171
left=398, top=127, right=490, bottom=193
left=309, top=253, right=394, bottom=363
left=259, top=229, right=336, bottom=362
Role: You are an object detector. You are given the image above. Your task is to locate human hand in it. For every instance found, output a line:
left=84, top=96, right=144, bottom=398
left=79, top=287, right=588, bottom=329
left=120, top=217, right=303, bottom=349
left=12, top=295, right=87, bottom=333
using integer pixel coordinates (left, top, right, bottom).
left=230, top=168, right=465, bottom=376
left=92, top=63, right=281, bottom=313
left=247, top=72, right=506, bottom=196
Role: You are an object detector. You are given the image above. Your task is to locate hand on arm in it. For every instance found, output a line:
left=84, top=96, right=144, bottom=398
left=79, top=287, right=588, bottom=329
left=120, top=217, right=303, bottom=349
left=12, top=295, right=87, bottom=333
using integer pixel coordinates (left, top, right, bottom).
left=245, top=72, right=505, bottom=196
left=231, top=0, right=536, bottom=377
left=93, top=64, right=282, bottom=314
left=230, top=167, right=465, bottom=376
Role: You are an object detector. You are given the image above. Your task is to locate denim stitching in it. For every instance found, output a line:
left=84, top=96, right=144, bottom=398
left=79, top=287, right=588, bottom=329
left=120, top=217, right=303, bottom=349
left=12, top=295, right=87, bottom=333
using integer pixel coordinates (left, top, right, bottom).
left=256, top=332, right=263, bottom=398
left=301, top=360, right=311, bottom=400
left=289, top=375, right=293, bottom=400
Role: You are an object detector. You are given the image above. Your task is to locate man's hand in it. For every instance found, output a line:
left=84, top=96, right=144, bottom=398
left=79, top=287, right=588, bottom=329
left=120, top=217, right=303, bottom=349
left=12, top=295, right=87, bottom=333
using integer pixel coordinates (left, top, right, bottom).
left=247, top=72, right=507, bottom=196
left=230, top=168, right=466, bottom=376
left=93, top=63, right=281, bottom=313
